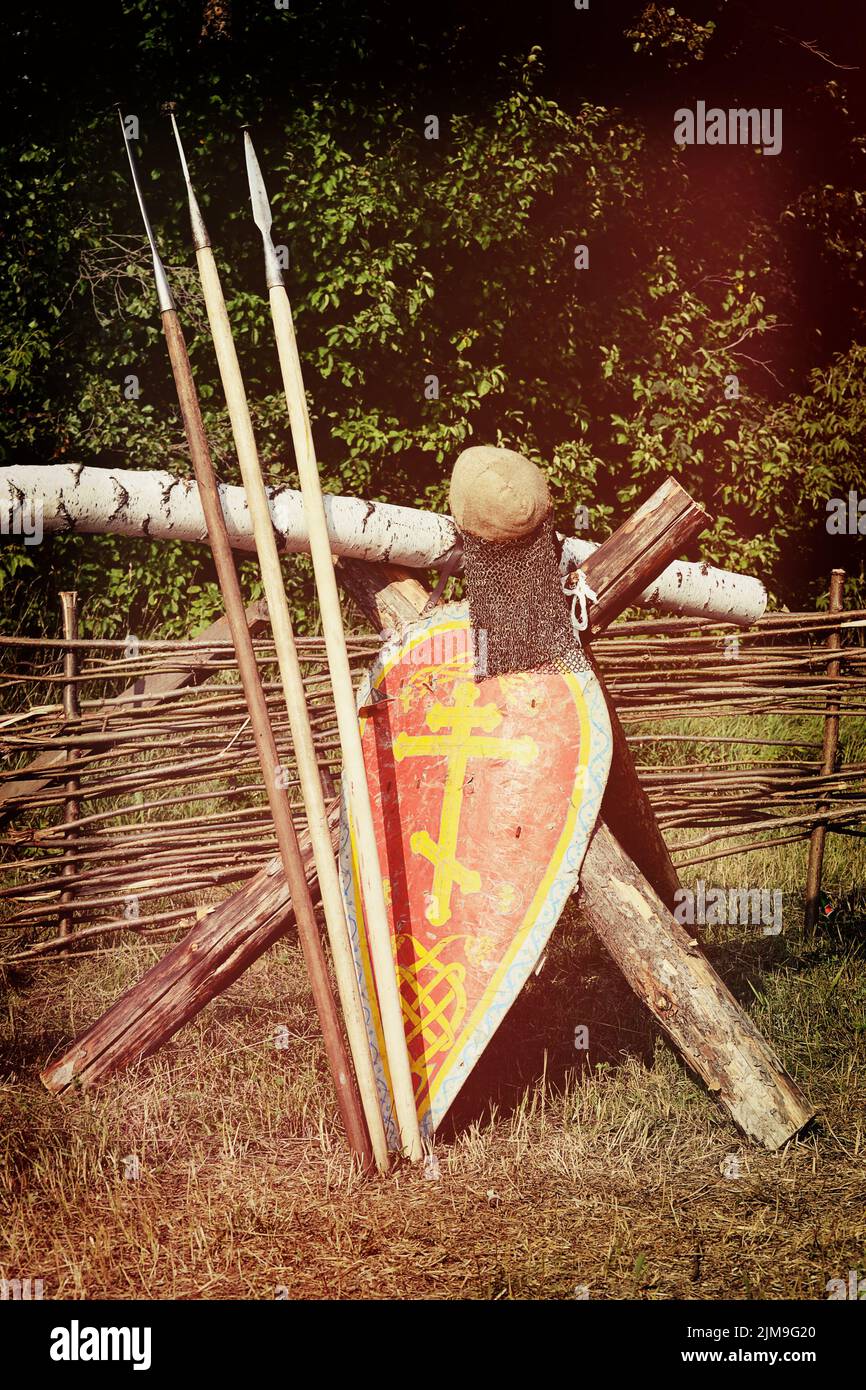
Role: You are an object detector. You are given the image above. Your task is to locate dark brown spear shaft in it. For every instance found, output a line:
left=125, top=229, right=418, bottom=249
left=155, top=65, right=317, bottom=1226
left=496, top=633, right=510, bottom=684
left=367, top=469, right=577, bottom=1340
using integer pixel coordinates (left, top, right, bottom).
left=159, top=307, right=372, bottom=1168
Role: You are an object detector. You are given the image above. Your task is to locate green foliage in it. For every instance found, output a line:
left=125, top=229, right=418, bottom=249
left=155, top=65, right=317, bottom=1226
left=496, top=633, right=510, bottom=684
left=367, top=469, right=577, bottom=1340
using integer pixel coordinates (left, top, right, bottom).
left=625, top=4, right=717, bottom=68
left=1, top=4, right=864, bottom=635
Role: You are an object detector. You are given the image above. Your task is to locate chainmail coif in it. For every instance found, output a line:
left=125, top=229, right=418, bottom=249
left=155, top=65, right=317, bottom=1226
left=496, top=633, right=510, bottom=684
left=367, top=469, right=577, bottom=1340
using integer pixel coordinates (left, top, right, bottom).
left=460, top=514, right=590, bottom=680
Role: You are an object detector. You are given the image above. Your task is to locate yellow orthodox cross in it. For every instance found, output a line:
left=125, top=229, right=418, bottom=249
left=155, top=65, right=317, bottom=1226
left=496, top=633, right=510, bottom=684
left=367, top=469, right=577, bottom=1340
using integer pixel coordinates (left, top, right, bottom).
left=392, top=680, right=538, bottom=926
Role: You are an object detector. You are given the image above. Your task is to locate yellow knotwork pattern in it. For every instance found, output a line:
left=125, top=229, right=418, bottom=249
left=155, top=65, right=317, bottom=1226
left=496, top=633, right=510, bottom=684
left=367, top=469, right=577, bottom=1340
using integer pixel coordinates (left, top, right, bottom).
left=399, top=934, right=468, bottom=1080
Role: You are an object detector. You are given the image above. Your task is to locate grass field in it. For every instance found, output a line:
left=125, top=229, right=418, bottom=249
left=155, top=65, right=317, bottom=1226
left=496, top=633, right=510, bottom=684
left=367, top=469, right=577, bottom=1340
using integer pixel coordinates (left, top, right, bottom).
left=1, top=713, right=865, bottom=1300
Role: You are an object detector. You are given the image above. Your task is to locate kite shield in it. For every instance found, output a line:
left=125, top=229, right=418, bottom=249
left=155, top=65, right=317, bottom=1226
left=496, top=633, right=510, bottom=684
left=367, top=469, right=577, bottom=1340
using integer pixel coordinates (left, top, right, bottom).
left=339, top=604, right=612, bottom=1148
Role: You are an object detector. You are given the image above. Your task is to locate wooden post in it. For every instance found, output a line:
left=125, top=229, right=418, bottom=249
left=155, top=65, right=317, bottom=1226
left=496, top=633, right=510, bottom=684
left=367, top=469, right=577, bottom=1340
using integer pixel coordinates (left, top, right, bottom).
left=580, top=823, right=815, bottom=1149
left=576, top=478, right=711, bottom=636
left=593, top=668, right=681, bottom=910
left=58, top=591, right=81, bottom=941
left=804, top=569, right=846, bottom=933
left=571, top=479, right=708, bottom=907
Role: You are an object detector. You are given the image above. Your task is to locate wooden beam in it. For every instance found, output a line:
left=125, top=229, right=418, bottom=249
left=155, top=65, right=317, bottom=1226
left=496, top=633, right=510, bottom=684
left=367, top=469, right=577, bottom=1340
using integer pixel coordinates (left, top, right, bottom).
left=581, top=822, right=815, bottom=1148
left=577, top=478, right=711, bottom=637
left=2, top=463, right=767, bottom=622
left=42, top=807, right=333, bottom=1093
left=58, top=591, right=81, bottom=943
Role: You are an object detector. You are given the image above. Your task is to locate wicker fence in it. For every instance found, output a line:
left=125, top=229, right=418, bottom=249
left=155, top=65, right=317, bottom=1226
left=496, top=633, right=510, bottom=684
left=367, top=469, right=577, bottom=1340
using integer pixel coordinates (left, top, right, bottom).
left=1, top=601, right=864, bottom=965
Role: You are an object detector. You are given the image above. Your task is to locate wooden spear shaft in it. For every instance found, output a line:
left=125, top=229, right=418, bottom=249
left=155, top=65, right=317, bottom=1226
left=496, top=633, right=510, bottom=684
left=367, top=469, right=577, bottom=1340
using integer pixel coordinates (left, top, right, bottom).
left=117, top=115, right=373, bottom=1168
left=244, top=130, right=423, bottom=1161
left=170, top=117, right=388, bottom=1172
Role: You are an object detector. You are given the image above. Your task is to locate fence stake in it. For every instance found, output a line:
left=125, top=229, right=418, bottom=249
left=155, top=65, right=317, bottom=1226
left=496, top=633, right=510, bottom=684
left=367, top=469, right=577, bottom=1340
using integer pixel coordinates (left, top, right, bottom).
left=58, top=591, right=81, bottom=941
left=804, top=568, right=846, bottom=933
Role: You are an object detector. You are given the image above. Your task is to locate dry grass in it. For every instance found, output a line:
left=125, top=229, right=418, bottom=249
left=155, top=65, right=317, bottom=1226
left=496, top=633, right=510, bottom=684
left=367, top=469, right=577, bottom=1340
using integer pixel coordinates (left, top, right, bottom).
left=2, top=697, right=864, bottom=1300
left=1, top=858, right=864, bottom=1300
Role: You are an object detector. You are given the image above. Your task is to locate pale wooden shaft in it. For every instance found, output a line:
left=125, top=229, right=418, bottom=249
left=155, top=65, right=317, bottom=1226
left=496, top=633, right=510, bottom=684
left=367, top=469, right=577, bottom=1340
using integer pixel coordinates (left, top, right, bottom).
left=195, top=247, right=388, bottom=1169
left=268, top=283, right=422, bottom=1161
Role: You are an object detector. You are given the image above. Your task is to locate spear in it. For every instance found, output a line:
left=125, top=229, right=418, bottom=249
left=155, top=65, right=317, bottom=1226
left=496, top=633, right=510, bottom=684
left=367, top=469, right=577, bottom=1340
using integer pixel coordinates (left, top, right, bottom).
left=169, top=114, right=389, bottom=1171
left=243, top=129, right=423, bottom=1162
left=116, top=111, right=374, bottom=1170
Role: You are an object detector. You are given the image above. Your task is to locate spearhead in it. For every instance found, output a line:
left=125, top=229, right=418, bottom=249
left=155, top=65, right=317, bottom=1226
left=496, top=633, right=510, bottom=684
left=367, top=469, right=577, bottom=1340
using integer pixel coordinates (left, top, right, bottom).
left=170, top=114, right=211, bottom=252
left=117, top=109, right=175, bottom=315
left=243, top=130, right=284, bottom=290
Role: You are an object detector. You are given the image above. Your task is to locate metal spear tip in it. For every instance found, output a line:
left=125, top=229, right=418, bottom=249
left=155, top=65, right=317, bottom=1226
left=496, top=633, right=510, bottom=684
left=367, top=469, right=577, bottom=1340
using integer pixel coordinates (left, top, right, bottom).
left=243, top=129, right=272, bottom=236
left=244, top=131, right=285, bottom=289
left=169, top=111, right=192, bottom=185
left=169, top=112, right=211, bottom=251
left=115, top=116, right=175, bottom=316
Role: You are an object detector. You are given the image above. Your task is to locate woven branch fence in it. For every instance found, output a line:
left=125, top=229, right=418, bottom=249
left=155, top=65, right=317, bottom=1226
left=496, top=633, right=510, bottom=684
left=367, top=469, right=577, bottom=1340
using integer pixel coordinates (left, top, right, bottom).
left=1, top=603, right=864, bottom=965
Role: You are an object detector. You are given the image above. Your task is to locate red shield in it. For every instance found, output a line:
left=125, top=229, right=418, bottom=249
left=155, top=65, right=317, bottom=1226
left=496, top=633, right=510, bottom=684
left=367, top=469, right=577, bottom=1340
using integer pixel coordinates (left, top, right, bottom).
left=340, top=606, right=611, bottom=1143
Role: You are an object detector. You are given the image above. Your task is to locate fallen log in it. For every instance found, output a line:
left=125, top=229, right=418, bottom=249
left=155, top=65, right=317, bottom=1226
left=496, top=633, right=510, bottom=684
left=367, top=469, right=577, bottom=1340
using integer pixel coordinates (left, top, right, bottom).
left=1, top=463, right=767, bottom=623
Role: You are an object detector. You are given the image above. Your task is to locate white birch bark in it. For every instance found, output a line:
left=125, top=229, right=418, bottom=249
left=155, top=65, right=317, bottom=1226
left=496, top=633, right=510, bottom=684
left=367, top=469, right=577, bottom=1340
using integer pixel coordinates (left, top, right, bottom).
left=561, top=537, right=767, bottom=624
left=1, top=464, right=767, bottom=624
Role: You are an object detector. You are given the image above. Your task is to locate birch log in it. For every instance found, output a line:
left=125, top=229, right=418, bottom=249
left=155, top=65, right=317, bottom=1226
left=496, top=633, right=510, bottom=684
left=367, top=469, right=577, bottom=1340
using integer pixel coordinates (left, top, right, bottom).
left=1, top=464, right=767, bottom=623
